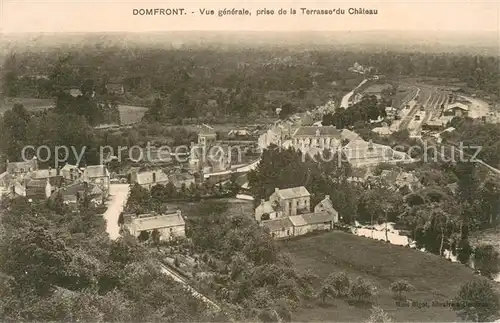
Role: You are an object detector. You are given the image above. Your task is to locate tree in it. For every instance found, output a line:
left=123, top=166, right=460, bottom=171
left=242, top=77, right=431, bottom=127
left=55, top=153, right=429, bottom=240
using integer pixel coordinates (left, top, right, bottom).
left=349, top=277, right=376, bottom=303
left=453, top=280, right=500, bottom=322
left=1, top=227, right=73, bottom=295
left=389, top=279, right=414, bottom=300
left=473, top=245, right=500, bottom=279
left=365, top=306, right=393, bottom=323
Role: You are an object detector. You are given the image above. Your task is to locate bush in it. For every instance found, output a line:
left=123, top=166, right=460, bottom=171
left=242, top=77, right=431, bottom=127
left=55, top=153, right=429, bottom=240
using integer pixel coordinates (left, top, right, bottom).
left=327, top=272, right=351, bottom=298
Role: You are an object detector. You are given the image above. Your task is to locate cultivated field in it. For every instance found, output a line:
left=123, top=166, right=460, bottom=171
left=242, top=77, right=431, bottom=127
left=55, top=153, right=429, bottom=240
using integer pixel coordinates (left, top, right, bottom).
left=0, top=97, right=54, bottom=114
left=118, top=105, right=148, bottom=124
left=280, top=231, right=490, bottom=322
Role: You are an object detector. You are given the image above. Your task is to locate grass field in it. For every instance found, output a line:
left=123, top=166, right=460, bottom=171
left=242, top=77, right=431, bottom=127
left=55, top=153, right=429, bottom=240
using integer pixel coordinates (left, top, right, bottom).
left=280, top=231, right=492, bottom=322
left=0, top=97, right=54, bottom=114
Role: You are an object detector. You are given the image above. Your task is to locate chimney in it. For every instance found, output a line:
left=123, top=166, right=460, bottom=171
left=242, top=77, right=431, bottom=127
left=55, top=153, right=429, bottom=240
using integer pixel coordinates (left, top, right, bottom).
left=325, top=195, right=330, bottom=200
left=261, top=199, right=265, bottom=205
left=275, top=187, right=280, bottom=194
left=176, top=210, right=182, bottom=217
left=368, top=139, right=374, bottom=150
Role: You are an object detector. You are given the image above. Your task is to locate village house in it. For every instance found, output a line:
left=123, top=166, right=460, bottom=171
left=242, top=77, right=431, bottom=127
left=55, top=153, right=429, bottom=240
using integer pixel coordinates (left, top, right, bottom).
left=82, top=165, right=110, bottom=196
left=130, top=169, right=170, bottom=190
left=60, top=163, right=82, bottom=182
left=53, top=181, right=104, bottom=207
left=347, top=168, right=375, bottom=185
left=6, top=157, right=38, bottom=174
left=24, top=178, right=52, bottom=199
left=379, top=169, right=422, bottom=195
left=123, top=210, right=186, bottom=242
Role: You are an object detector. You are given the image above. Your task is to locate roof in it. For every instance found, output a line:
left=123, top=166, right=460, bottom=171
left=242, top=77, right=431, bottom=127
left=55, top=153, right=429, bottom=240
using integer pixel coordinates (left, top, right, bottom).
left=261, top=217, right=294, bottom=232
left=68, top=89, right=83, bottom=97
left=7, top=158, right=37, bottom=173
left=274, top=186, right=310, bottom=199
left=340, top=129, right=362, bottom=142
left=256, top=201, right=275, bottom=215
left=168, top=173, right=195, bottom=184
left=447, top=102, right=469, bottom=111
left=83, top=165, right=109, bottom=179
left=60, top=182, right=103, bottom=197
left=32, top=169, right=58, bottom=179
left=199, top=124, right=217, bottom=135
left=301, top=212, right=336, bottom=224
left=316, top=195, right=335, bottom=211
left=372, top=127, right=392, bottom=136
left=343, top=140, right=410, bottom=167
left=293, top=126, right=341, bottom=137
left=130, top=212, right=185, bottom=232
left=61, top=164, right=80, bottom=172
left=135, top=170, right=169, bottom=185
left=26, top=178, right=49, bottom=188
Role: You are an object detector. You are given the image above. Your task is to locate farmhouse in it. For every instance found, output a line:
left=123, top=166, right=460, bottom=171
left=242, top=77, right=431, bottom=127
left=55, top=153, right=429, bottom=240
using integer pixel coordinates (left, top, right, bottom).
left=124, top=210, right=186, bottom=241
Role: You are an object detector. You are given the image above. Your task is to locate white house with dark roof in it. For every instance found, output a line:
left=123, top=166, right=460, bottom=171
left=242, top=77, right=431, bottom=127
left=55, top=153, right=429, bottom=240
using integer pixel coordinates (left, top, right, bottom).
left=124, top=210, right=186, bottom=241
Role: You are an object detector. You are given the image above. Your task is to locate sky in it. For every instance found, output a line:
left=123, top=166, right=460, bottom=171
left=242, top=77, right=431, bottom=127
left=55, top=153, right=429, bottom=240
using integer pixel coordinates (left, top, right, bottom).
left=1, top=0, right=499, bottom=34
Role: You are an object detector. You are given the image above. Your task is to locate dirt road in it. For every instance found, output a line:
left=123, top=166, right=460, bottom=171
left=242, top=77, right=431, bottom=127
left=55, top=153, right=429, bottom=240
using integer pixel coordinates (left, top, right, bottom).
left=103, top=184, right=130, bottom=240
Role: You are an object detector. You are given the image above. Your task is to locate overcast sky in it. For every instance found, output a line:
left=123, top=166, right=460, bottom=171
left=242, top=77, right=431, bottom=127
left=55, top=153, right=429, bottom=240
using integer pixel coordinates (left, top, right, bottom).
left=1, top=0, right=499, bottom=33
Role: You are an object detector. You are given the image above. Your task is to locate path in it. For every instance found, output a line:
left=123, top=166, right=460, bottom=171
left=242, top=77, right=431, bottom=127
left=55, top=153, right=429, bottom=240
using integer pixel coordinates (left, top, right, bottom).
left=340, top=79, right=368, bottom=108
left=103, top=183, right=130, bottom=240
left=160, top=264, right=221, bottom=312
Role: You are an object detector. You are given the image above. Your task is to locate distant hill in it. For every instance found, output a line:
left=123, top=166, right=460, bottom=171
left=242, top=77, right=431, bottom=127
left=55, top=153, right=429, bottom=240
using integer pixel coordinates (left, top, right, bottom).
left=1, top=30, right=498, bottom=56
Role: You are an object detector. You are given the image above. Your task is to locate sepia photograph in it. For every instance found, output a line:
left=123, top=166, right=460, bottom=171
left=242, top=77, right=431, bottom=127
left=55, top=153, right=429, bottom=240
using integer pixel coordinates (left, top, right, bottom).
left=0, top=0, right=499, bottom=322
